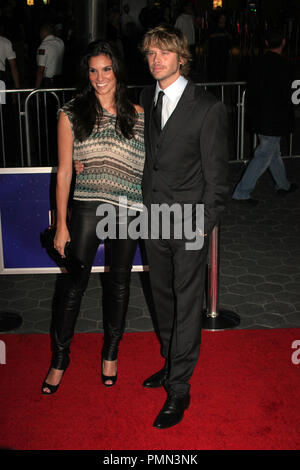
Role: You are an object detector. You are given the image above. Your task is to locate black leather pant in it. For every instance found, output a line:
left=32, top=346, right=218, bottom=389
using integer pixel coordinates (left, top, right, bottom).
left=53, top=200, right=138, bottom=362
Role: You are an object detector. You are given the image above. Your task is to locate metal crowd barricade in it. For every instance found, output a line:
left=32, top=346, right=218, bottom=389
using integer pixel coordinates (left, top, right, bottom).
left=130, top=81, right=256, bottom=163
left=24, top=88, right=75, bottom=166
left=0, top=88, right=32, bottom=168
left=0, top=87, right=76, bottom=168
left=1, top=82, right=249, bottom=168
left=1, top=81, right=299, bottom=169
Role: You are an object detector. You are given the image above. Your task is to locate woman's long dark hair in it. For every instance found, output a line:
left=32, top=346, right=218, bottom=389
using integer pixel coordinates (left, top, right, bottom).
left=70, top=40, right=137, bottom=141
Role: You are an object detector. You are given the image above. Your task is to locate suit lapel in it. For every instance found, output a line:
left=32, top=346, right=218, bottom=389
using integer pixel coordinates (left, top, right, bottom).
left=143, top=85, right=156, bottom=160
left=149, top=91, right=158, bottom=159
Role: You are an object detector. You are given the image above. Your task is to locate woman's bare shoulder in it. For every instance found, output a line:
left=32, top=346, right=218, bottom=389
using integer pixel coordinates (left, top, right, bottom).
left=133, top=104, right=144, bottom=114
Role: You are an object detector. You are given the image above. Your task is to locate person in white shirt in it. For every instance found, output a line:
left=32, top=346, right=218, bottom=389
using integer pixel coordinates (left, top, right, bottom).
left=36, top=22, right=64, bottom=88
left=0, top=30, right=20, bottom=88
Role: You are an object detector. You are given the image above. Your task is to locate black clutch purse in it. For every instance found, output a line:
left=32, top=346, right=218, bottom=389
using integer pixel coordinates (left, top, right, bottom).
left=41, top=226, right=85, bottom=274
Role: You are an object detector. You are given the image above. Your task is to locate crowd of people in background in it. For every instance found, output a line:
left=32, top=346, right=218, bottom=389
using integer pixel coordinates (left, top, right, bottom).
left=0, top=0, right=299, bottom=89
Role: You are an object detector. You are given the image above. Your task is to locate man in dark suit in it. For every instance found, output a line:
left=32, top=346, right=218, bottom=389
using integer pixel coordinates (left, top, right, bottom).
left=140, top=24, right=229, bottom=429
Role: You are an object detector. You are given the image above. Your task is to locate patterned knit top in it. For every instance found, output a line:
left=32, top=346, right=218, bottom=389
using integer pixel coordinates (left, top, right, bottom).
left=59, top=100, right=145, bottom=210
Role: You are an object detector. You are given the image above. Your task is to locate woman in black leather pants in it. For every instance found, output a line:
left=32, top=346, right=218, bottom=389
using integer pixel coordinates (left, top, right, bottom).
left=42, top=40, right=145, bottom=394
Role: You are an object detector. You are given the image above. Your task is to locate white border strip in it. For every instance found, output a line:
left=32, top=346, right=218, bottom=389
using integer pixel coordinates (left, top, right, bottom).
left=0, top=265, right=148, bottom=274
left=0, top=167, right=56, bottom=174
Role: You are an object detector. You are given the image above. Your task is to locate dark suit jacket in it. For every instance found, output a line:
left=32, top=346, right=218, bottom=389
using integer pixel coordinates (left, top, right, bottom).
left=245, top=51, right=294, bottom=136
left=140, top=80, right=229, bottom=235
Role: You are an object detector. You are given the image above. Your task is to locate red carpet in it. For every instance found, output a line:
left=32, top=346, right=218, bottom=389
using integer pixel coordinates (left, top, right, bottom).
left=0, top=329, right=299, bottom=450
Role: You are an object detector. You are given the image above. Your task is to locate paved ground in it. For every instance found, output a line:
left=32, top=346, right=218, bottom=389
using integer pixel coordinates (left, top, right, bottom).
left=0, top=158, right=300, bottom=334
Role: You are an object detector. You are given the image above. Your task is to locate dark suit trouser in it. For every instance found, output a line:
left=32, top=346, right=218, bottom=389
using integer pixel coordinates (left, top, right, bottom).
left=145, top=236, right=209, bottom=395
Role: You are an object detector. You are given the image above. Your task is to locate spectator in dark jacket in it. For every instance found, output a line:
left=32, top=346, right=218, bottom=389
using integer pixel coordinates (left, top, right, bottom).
left=232, top=30, right=297, bottom=204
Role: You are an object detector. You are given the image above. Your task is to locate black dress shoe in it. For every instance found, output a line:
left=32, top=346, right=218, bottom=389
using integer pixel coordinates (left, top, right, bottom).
left=153, top=392, right=190, bottom=429
left=142, top=366, right=168, bottom=388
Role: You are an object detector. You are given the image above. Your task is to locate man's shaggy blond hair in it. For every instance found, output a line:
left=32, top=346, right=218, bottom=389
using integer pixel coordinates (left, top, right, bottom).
left=141, top=24, right=192, bottom=77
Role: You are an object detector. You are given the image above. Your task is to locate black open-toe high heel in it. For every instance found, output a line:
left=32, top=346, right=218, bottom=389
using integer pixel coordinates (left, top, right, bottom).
left=42, top=351, right=70, bottom=395
left=101, top=334, right=120, bottom=387
left=101, top=360, right=118, bottom=387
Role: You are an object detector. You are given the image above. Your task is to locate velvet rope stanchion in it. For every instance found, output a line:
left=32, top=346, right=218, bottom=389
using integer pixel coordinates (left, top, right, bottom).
left=203, top=225, right=240, bottom=331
